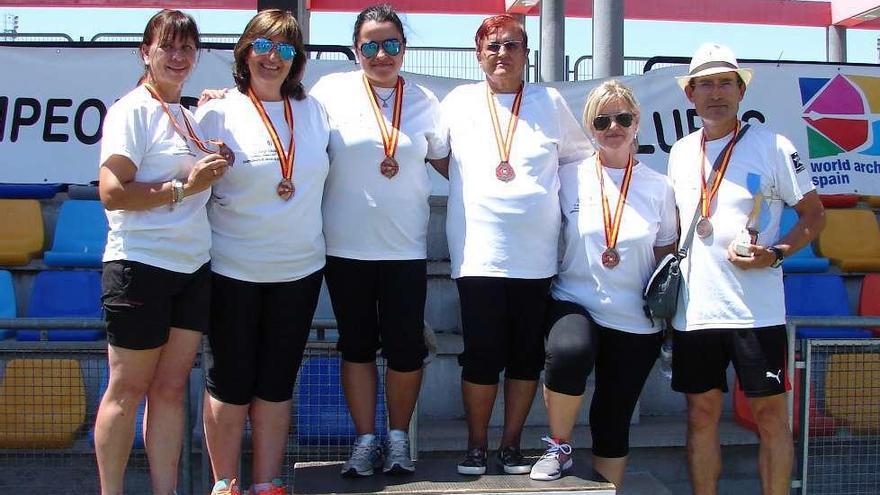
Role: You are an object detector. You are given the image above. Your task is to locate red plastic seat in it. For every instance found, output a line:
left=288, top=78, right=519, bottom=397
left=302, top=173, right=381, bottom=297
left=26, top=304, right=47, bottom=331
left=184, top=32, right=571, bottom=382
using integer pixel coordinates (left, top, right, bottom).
left=858, top=274, right=880, bottom=337
left=820, top=194, right=859, bottom=208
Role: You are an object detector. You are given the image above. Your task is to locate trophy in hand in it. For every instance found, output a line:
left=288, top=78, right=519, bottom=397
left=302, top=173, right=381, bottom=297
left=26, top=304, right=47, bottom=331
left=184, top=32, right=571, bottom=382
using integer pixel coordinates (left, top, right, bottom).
left=733, top=173, right=770, bottom=257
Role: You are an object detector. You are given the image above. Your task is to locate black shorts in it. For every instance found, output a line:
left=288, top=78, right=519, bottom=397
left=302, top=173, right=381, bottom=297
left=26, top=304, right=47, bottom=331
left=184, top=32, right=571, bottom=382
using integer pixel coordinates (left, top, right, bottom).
left=672, top=325, right=789, bottom=398
left=456, top=276, right=552, bottom=385
left=324, top=256, right=427, bottom=372
left=204, top=270, right=323, bottom=405
left=102, top=260, right=210, bottom=350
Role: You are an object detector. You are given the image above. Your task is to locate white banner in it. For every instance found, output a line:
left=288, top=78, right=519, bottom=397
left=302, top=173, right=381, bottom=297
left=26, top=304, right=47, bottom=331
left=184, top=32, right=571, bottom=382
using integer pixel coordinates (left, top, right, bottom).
left=2, top=46, right=879, bottom=195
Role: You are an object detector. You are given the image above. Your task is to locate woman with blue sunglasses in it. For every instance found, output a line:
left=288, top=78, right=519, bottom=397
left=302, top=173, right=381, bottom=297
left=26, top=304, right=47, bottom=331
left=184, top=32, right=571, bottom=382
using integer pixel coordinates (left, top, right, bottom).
left=310, top=3, right=449, bottom=479
left=195, top=9, right=330, bottom=495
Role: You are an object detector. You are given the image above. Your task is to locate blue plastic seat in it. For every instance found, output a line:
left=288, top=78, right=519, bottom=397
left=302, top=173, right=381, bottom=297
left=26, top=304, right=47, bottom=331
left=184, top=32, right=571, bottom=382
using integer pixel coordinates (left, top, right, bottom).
left=44, top=200, right=108, bottom=268
left=784, top=274, right=873, bottom=338
left=295, top=356, right=386, bottom=446
left=17, top=271, right=104, bottom=341
left=0, top=270, right=14, bottom=339
left=0, top=183, right=63, bottom=199
left=780, top=207, right=830, bottom=273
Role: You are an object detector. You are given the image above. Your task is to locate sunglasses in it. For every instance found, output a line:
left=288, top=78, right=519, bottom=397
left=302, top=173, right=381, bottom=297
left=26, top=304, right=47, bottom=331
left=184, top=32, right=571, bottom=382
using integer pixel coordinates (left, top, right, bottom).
left=251, top=37, right=296, bottom=61
left=485, top=40, right=524, bottom=53
left=359, top=38, right=402, bottom=59
left=592, top=112, right=634, bottom=131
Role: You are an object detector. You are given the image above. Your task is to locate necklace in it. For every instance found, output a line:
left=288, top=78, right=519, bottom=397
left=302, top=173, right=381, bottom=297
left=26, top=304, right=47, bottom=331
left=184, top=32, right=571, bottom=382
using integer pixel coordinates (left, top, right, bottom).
left=375, top=87, right=397, bottom=108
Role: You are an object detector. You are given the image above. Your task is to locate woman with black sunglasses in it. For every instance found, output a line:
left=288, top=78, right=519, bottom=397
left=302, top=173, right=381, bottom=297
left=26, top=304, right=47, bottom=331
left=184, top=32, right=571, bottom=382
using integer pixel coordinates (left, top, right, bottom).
left=194, top=9, right=330, bottom=495
left=309, top=3, right=449, bottom=479
left=530, top=80, right=677, bottom=487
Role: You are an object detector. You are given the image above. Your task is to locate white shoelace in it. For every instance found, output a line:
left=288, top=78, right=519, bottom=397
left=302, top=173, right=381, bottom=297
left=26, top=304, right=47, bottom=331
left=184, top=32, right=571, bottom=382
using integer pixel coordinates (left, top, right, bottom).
left=387, top=438, right=409, bottom=458
left=539, top=436, right=573, bottom=460
left=349, top=442, right=377, bottom=463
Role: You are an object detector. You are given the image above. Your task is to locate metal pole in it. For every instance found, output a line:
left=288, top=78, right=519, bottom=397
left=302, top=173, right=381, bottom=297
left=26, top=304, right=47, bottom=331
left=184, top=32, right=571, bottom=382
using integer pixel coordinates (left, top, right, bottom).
left=256, top=0, right=308, bottom=41
left=181, top=373, right=193, bottom=495
left=539, top=0, right=565, bottom=82
left=592, top=0, right=624, bottom=78
left=826, top=25, right=846, bottom=63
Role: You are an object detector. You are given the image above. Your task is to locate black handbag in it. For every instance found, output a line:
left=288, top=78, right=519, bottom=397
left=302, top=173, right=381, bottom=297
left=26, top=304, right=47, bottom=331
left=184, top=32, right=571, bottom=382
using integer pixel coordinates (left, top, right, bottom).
left=643, top=124, right=751, bottom=321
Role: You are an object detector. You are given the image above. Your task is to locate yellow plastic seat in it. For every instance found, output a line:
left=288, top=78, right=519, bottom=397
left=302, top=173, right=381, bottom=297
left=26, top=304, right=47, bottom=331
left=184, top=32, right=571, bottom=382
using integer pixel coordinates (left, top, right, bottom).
left=825, top=353, right=880, bottom=434
left=0, top=359, right=86, bottom=448
left=0, top=199, right=44, bottom=265
left=816, top=209, right=880, bottom=272
left=862, top=195, right=880, bottom=208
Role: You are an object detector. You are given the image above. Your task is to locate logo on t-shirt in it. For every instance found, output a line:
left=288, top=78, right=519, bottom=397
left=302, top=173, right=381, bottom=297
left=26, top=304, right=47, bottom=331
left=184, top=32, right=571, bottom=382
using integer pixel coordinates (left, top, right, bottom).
left=790, top=152, right=805, bottom=173
left=569, top=201, right=579, bottom=214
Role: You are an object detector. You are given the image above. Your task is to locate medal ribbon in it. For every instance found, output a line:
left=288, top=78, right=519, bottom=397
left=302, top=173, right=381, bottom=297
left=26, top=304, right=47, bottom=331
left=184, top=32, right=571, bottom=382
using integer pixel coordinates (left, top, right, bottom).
left=247, top=87, right=295, bottom=183
left=486, top=83, right=524, bottom=165
left=595, top=153, right=634, bottom=253
left=699, top=121, right=740, bottom=218
left=362, top=73, right=404, bottom=158
left=143, top=83, right=220, bottom=154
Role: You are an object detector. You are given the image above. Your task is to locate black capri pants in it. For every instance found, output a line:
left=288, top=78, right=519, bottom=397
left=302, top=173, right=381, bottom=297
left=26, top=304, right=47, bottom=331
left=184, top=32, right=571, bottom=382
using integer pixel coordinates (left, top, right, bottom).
left=456, top=276, right=552, bottom=385
left=324, top=256, right=428, bottom=372
left=544, top=297, right=662, bottom=458
left=204, top=270, right=323, bottom=405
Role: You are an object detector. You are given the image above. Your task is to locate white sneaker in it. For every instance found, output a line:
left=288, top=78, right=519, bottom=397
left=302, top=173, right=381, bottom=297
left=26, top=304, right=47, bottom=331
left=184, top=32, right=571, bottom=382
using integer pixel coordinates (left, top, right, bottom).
left=340, top=434, right=384, bottom=478
left=529, top=436, right=573, bottom=481
left=383, top=429, right=415, bottom=474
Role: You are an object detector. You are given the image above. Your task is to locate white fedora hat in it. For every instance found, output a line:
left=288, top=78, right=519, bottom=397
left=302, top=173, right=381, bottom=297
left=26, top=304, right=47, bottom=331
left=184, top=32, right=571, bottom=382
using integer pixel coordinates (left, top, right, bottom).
left=676, top=42, right=753, bottom=90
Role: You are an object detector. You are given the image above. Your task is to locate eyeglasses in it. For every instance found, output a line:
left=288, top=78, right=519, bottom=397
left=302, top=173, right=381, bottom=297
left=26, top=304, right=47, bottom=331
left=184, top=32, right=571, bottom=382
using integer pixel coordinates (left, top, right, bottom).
left=592, top=112, right=634, bottom=131
left=251, top=37, right=296, bottom=61
left=485, top=40, right=524, bottom=53
left=359, top=38, right=402, bottom=59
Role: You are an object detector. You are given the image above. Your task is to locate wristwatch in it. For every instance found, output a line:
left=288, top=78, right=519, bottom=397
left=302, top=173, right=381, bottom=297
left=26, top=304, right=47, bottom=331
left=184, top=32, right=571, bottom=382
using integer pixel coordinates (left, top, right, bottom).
left=170, top=179, right=185, bottom=207
left=768, top=246, right=785, bottom=268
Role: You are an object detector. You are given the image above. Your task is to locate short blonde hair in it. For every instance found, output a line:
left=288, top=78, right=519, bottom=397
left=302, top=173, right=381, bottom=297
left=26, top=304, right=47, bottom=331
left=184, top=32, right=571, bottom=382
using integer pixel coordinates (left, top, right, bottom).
left=582, top=79, right=640, bottom=138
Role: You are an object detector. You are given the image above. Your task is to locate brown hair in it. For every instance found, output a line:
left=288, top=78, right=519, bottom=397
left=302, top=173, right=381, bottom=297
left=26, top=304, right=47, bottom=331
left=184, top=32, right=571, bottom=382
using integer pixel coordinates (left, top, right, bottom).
left=233, top=9, right=307, bottom=101
left=138, top=9, right=200, bottom=84
left=474, top=14, right=527, bottom=51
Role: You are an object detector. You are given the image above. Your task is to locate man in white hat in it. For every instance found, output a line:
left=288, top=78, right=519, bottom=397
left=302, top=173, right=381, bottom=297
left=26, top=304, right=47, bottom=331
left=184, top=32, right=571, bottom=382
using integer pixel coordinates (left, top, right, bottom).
left=666, top=43, right=825, bottom=495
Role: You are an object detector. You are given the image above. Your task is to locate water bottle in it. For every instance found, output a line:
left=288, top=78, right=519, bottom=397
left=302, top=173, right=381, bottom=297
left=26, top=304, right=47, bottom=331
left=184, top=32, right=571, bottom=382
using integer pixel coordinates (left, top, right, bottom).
left=659, top=337, right=673, bottom=380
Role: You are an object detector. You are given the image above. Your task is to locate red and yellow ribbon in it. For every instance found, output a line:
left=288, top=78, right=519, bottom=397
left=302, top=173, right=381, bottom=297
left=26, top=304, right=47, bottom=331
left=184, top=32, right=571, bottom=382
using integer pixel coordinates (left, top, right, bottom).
left=143, top=83, right=221, bottom=154
left=699, top=121, right=741, bottom=219
left=595, top=153, right=634, bottom=254
left=362, top=73, right=404, bottom=159
left=486, top=83, right=524, bottom=166
left=247, top=87, right=295, bottom=183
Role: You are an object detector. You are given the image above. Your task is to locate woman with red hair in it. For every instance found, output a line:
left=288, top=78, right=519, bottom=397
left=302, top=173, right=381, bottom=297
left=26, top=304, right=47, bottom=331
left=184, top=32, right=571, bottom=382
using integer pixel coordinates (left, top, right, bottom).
left=442, top=14, right=593, bottom=476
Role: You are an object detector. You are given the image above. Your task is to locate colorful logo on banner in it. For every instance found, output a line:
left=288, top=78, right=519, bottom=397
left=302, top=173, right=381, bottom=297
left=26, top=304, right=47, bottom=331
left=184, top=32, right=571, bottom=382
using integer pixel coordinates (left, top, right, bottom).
left=800, top=75, right=880, bottom=159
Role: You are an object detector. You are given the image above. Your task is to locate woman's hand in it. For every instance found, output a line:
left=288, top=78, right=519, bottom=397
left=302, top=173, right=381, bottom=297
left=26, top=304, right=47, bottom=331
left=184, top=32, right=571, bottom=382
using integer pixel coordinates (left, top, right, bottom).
left=198, top=88, right=229, bottom=106
left=184, top=153, right=228, bottom=196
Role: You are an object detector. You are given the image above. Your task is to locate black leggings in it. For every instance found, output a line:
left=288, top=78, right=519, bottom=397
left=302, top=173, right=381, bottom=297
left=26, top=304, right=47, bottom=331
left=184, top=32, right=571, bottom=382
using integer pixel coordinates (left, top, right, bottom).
left=544, top=298, right=661, bottom=458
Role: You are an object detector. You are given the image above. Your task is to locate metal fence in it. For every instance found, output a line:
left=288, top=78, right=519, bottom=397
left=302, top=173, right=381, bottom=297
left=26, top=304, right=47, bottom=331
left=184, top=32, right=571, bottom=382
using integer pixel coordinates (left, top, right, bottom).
left=788, top=317, right=880, bottom=495
left=0, top=32, right=73, bottom=42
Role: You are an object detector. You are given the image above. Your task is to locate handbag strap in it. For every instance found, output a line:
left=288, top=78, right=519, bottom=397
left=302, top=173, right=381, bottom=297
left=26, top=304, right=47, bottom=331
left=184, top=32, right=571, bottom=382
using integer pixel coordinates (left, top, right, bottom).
left=677, top=123, right=751, bottom=258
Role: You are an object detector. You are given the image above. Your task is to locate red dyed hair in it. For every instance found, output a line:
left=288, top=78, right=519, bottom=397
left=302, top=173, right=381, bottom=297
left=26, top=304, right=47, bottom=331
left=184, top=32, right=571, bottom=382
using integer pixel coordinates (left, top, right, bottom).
left=474, top=14, right=527, bottom=51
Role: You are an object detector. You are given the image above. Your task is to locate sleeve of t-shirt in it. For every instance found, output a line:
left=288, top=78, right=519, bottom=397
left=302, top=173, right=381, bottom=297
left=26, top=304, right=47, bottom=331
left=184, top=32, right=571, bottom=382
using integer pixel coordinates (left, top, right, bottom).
left=550, top=88, right=594, bottom=167
left=656, top=176, right=679, bottom=246
left=771, top=133, right=814, bottom=207
left=423, top=89, right=450, bottom=161
left=99, top=99, right=147, bottom=168
left=193, top=100, right=224, bottom=141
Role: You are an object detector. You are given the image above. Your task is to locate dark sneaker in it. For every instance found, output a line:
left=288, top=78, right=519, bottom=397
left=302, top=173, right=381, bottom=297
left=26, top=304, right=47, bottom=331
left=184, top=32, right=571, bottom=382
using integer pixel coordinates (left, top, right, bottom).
left=457, top=447, right=487, bottom=475
left=497, top=445, right=531, bottom=474
left=529, top=436, right=573, bottom=481
left=341, top=434, right=384, bottom=478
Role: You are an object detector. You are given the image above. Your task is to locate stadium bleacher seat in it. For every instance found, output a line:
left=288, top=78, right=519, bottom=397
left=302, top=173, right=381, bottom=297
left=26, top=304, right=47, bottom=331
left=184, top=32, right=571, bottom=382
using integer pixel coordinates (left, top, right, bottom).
left=815, top=209, right=880, bottom=272
left=862, top=195, right=880, bottom=209
left=295, top=356, right=386, bottom=445
left=858, top=274, right=880, bottom=337
left=0, top=270, right=14, bottom=339
left=819, top=194, right=859, bottom=208
left=825, top=353, right=880, bottom=434
left=0, top=359, right=86, bottom=448
left=16, top=271, right=104, bottom=341
left=779, top=207, right=830, bottom=273
left=0, top=199, right=44, bottom=265
left=0, top=183, right=63, bottom=199
left=783, top=274, right=874, bottom=339
left=67, top=184, right=100, bottom=200
left=43, top=200, right=108, bottom=268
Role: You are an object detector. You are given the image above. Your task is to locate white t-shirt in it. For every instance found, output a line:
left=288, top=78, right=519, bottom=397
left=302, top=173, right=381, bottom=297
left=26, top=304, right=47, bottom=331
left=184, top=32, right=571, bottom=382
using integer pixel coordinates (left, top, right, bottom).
left=195, top=89, right=330, bottom=283
left=443, top=82, right=593, bottom=279
left=311, top=71, right=449, bottom=260
left=100, top=85, right=212, bottom=274
left=667, top=123, right=815, bottom=331
left=552, top=157, right=678, bottom=334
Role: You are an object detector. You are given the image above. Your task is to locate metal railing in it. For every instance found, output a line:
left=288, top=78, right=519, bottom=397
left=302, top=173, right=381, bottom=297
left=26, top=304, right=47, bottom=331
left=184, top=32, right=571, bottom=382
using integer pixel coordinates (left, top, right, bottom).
left=0, top=32, right=73, bottom=42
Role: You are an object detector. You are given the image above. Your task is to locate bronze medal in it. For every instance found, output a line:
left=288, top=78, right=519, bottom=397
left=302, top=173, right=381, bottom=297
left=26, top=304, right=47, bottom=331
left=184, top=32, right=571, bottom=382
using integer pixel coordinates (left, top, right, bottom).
left=495, top=161, right=516, bottom=182
left=277, top=178, right=295, bottom=201
left=601, top=247, right=620, bottom=268
left=696, top=217, right=713, bottom=239
left=380, top=156, right=400, bottom=179
left=218, top=142, right=235, bottom=167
